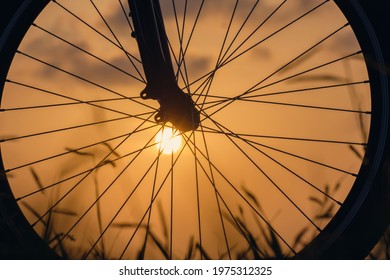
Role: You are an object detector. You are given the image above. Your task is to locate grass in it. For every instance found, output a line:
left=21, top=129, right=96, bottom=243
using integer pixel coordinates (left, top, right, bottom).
left=11, top=32, right=389, bottom=260
left=17, top=89, right=390, bottom=260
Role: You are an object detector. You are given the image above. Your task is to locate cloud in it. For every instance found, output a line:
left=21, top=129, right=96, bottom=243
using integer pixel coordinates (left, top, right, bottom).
left=13, top=0, right=360, bottom=99
left=19, top=20, right=144, bottom=91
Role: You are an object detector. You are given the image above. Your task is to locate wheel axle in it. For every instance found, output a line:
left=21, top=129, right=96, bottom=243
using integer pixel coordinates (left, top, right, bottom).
left=141, top=84, right=200, bottom=132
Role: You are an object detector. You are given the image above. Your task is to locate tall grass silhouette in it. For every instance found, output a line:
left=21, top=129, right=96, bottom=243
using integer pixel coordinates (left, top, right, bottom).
left=4, top=0, right=387, bottom=260
left=16, top=42, right=389, bottom=259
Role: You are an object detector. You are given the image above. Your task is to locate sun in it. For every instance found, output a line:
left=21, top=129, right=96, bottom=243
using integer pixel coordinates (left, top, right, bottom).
left=155, top=127, right=182, bottom=154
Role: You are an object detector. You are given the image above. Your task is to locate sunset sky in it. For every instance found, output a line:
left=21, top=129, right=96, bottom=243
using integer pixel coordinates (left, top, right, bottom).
left=0, top=0, right=371, bottom=259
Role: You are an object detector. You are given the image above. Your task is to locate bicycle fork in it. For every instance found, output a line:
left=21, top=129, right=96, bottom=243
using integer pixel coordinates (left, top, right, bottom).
left=128, top=0, right=200, bottom=132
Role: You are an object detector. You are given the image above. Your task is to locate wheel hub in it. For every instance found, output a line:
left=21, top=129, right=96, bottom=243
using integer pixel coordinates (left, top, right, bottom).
left=140, top=83, right=200, bottom=132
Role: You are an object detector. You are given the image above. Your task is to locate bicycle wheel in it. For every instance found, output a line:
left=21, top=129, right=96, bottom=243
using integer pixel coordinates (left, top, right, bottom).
left=0, top=0, right=389, bottom=259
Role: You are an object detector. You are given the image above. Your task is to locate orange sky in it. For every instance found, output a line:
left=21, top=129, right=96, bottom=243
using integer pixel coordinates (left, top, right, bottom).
left=1, top=0, right=371, bottom=259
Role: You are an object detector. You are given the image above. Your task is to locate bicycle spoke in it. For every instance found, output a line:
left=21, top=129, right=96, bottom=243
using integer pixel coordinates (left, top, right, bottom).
left=149, top=0, right=203, bottom=93
left=173, top=0, right=205, bottom=92
left=183, top=0, right=328, bottom=93
left=203, top=98, right=370, bottom=114
left=216, top=1, right=330, bottom=74
left=83, top=130, right=194, bottom=259
left=31, top=23, right=144, bottom=83
left=169, top=0, right=190, bottom=89
left=51, top=0, right=145, bottom=80
left=194, top=80, right=369, bottom=104
left=204, top=126, right=359, bottom=180
left=89, top=0, right=146, bottom=83
left=171, top=0, right=187, bottom=80
left=204, top=121, right=322, bottom=231
left=15, top=138, right=161, bottom=202
left=181, top=133, right=297, bottom=256
left=199, top=118, right=354, bottom=207
left=1, top=0, right=376, bottom=260
left=141, top=125, right=166, bottom=259
left=118, top=0, right=135, bottom=33
left=31, top=134, right=132, bottom=228
left=192, top=132, right=203, bottom=259
left=196, top=0, right=282, bottom=108
left=18, top=112, right=155, bottom=209
left=195, top=0, right=240, bottom=108
left=202, top=29, right=356, bottom=117
left=117, top=129, right=217, bottom=259
left=183, top=132, right=259, bottom=258
left=209, top=118, right=345, bottom=202
left=54, top=125, right=166, bottom=255
left=190, top=0, right=271, bottom=99
left=5, top=123, right=158, bottom=174
left=169, top=148, right=174, bottom=259
left=4, top=79, right=150, bottom=118
left=244, top=51, right=360, bottom=98
left=200, top=126, right=366, bottom=146
left=1, top=112, right=153, bottom=143
left=1, top=96, right=137, bottom=112
left=215, top=0, right=263, bottom=67
left=196, top=124, right=232, bottom=258
left=15, top=50, right=155, bottom=111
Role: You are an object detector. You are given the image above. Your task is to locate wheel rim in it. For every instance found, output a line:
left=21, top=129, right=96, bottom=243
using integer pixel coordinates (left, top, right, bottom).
left=0, top=0, right=385, bottom=259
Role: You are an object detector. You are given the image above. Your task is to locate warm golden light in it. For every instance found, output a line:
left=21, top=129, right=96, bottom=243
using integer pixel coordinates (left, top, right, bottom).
left=2, top=0, right=373, bottom=260
left=155, top=127, right=182, bottom=154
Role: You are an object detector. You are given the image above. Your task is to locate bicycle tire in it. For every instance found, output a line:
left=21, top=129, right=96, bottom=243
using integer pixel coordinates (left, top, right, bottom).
left=0, top=0, right=389, bottom=259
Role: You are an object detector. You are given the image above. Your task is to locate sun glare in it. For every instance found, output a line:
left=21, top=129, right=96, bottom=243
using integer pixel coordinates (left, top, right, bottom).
left=155, top=127, right=182, bottom=154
